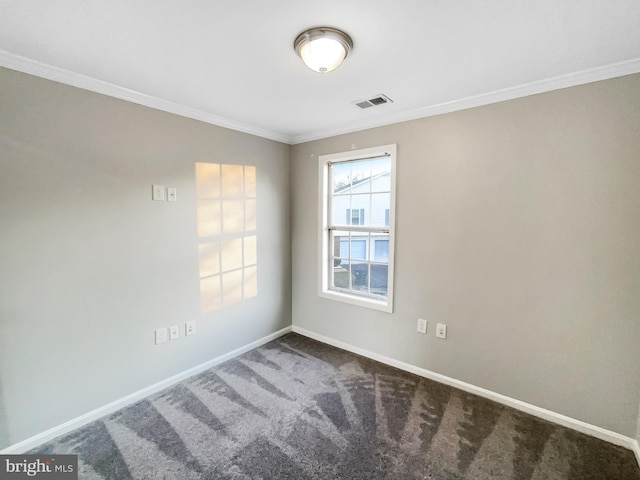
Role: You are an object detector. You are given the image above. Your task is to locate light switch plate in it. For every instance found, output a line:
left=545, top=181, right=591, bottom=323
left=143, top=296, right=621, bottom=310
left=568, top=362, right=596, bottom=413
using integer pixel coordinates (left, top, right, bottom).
left=155, top=327, right=168, bottom=344
left=167, top=187, right=177, bottom=202
left=152, top=185, right=166, bottom=201
left=436, top=323, right=447, bottom=339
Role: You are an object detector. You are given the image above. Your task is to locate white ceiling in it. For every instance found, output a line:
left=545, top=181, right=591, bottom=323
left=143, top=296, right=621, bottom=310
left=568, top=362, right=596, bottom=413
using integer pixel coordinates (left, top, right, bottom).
left=1, top=0, right=640, bottom=144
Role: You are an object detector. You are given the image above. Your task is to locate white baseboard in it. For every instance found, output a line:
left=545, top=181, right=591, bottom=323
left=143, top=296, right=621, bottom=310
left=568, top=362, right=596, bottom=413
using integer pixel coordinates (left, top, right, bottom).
left=1, top=326, right=292, bottom=454
left=634, top=440, right=640, bottom=469
left=292, top=325, right=638, bottom=453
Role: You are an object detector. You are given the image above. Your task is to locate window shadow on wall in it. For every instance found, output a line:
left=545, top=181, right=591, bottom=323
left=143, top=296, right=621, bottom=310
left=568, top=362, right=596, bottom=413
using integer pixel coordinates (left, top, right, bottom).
left=196, top=163, right=257, bottom=313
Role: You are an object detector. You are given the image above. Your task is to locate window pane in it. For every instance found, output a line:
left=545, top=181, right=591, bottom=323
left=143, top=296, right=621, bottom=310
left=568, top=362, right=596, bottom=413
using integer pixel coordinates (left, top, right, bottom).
left=332, top=260, right=350, bottom=289
left=339, top=238, right=349, bottom=258
left=350, top=235, right=368, bottom=260
left=351, top=261, right=369, bottom=293
left=350, top=159, right=372, bottom=193
left=351, top=195, right=369, bottom=226
left=332, top=163, right=351, bottom=195
left=332, top=196, right=350, bottom=225
left=371, top=193, right=390, bottom=227
left=332, top=230, right=349, bottom=263
left=370, top=264, right=388, bottom=296
left=373, top=237, right=389, bottom=262
left=371, top=157, right=391, bottom=192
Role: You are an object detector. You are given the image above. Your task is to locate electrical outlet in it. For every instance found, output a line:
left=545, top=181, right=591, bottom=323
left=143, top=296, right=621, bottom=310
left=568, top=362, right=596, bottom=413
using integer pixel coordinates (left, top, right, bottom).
left=417, top=318, right=427, bottom=334
left=169, top=325, right=179, bottom=340
left=155, top=327, right=168, bottom=344
left=436, top=323, right=447, bottom=339
left=185, top=320, right=196, bottom=336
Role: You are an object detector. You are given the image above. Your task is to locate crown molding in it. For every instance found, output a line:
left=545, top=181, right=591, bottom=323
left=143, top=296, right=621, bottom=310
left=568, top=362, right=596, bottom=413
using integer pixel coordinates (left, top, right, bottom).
left=2, top=51, right=639, bottom=147
left=290, top=57, right=640, bottom=144
left=0, top=50, right=291, bottom=144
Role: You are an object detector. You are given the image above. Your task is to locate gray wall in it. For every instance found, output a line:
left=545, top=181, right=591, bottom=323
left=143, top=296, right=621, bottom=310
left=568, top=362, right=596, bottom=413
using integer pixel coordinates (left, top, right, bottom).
left=291, top=74, right=640, bottom=437
left=0, top=68, right=291, bottom=448
left=1, top=65, right=639, bottom=448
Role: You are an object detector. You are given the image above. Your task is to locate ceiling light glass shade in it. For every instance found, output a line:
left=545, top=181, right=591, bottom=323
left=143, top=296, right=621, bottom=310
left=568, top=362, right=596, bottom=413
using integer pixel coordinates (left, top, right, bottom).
left=294, top=27, right=353, bottom=73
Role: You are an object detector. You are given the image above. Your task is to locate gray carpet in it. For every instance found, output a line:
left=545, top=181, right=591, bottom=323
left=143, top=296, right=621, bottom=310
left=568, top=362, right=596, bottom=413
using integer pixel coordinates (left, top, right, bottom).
left=31, top=333, right=640, bottom=479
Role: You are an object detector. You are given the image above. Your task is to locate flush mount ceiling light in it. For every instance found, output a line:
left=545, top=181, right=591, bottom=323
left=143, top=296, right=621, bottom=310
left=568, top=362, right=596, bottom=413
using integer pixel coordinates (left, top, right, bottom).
left=294, top=27, right=353, bottom=73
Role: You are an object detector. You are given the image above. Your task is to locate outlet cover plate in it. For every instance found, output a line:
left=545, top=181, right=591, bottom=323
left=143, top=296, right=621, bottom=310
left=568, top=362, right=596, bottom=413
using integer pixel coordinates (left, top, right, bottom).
left=185, top=320, right=196, bottom=336
left=436, top=323, right=447, bottom=339
left=169, top=325, right=179, bottom=340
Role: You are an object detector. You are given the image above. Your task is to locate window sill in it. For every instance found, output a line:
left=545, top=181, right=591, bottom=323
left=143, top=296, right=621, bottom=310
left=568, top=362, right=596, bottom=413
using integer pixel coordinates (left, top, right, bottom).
left=318, top=288, right=393, bottom=313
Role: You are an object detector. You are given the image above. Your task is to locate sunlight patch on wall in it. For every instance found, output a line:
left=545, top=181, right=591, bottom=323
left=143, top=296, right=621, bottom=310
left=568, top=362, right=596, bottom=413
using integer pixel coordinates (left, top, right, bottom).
left=196, top=163, right=257, bottom=313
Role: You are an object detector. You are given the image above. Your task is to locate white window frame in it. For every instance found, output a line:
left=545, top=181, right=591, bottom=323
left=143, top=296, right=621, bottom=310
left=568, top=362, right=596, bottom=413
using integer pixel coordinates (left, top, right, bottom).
left=318, top=144, right=397, bottom=313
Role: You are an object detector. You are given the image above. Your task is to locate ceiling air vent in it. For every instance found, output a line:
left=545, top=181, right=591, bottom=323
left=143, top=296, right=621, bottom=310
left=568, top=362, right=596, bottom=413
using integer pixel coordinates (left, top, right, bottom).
left=354, top=94, right=393, bottom=109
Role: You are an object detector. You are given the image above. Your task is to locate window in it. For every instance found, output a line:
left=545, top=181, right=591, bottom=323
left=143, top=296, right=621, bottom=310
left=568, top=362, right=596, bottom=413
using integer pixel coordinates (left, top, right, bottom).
left=318, top=144, right=396, bottom=312
left=346, top=208, right=365, bottom=225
